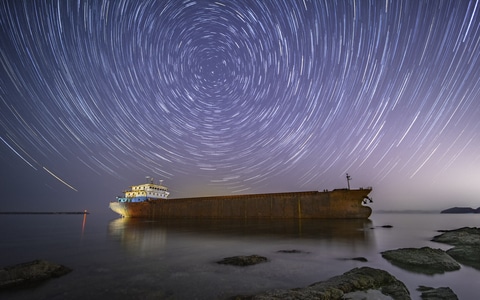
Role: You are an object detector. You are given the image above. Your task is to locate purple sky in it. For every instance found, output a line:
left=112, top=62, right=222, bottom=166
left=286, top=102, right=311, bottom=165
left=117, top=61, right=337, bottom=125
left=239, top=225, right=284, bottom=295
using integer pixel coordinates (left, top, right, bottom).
left=1, top=0, right=480, bottom=213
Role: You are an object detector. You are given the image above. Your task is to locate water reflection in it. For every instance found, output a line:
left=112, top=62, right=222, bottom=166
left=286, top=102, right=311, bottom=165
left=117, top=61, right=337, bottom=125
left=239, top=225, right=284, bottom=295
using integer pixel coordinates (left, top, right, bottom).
left=81, top=212, right=87, bottom=236
left=108, top=218, right=374, bottom=253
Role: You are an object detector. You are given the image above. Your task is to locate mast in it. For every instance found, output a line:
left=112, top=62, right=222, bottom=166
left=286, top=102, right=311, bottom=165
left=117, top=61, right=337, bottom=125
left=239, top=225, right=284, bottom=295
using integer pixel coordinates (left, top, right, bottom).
left=146, top=176, right=154, bottom=184
left=346, top=173, right=351, bottom=190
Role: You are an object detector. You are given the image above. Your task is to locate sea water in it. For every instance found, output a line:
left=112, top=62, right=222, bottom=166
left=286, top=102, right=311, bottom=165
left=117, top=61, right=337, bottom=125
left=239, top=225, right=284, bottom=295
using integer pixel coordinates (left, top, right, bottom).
left=1, top=212, right=479, bottom=299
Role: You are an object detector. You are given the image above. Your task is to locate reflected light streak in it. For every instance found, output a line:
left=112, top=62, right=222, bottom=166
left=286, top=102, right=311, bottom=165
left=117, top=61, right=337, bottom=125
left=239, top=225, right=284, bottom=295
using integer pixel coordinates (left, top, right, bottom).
left=81, top=210, right=87, bottom=236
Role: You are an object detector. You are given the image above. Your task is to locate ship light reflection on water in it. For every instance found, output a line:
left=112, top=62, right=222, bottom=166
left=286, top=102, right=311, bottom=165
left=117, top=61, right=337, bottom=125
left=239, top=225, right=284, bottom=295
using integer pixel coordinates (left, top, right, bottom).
left=81, top=210, right=87, bottom=236
left=108, top=218, right=168, bottom=255
left=107, top=218, right=374, bottom=256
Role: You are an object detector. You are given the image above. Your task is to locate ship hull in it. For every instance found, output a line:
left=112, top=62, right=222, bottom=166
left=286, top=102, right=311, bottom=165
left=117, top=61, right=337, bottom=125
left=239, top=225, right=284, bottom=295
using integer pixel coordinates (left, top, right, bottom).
left=109, top=188, right=372, bottom=219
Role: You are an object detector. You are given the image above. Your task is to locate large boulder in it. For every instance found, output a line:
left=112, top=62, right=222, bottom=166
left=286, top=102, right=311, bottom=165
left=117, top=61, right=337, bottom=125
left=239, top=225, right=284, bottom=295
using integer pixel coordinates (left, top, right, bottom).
left=431, top=227, right=480, bottom=246
left=381, top=247, right=460, bottom=274
left=233, top=267, right=410, bottom=300
left=0, top=259, right=71, bottom=289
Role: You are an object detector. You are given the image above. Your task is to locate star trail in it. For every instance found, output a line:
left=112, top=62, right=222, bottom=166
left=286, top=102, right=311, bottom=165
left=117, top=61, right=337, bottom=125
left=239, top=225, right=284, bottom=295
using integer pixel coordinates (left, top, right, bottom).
left=1, top=0, right=480, bottom=212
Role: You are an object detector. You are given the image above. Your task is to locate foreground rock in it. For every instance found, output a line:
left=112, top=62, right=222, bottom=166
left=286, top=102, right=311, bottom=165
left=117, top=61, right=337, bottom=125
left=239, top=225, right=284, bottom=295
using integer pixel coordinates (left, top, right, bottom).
left=0, top=260, right=71, bottom=289
left=381, top=247, right=460, bottom=274
left=417, top=286, right=458, bottom=299
left=233, top=267, right=410, bottom=300
left=217, top=255, right=268, bottom=266
left=431, top=227, right=480, bottom=246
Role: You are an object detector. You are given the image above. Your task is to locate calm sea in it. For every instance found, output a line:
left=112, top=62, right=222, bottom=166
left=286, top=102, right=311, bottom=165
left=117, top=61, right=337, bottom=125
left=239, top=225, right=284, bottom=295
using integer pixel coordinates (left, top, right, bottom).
left=1, top=212, right=479, bottom=299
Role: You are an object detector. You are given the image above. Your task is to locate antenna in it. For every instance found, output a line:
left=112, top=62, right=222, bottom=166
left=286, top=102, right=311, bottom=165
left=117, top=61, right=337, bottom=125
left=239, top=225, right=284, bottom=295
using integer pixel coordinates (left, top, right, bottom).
left=346, top=173, right=351, bottom=190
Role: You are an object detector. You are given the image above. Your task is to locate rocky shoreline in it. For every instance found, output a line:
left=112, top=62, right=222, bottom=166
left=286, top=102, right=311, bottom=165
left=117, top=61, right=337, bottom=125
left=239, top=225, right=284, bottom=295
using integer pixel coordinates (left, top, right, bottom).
left=230, top=266, right=411, bottom=300
left=1, top=227, right=478, bottom=299
left=218, top=226, right=479, bottom=299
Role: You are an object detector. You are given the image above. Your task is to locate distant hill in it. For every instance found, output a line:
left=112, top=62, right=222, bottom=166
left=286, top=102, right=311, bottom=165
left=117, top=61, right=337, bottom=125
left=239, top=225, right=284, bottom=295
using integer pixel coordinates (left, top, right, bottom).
left=440, top=207, right=480, bottom=214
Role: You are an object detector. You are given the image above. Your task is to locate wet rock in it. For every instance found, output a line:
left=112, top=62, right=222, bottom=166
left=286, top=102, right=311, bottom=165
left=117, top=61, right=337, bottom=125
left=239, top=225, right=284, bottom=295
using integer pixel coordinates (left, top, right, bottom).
left=431, top=227, right=480, bottom=269
left=217, top=255, right=268, bottom=266
left=446, top=245, right=480, bottom=270
left=417, top=285, right=458, bottom=299
left=233, top=267, right=410, bottom=299
left=0, top=259, right=71, bottom=289
left=381, top=247, right=460, bottom=274
left=343, top=289, right=396, bottom=299
left=431, top=227, right=480, bottom=246
left=382, top=225, right=394, bottom=228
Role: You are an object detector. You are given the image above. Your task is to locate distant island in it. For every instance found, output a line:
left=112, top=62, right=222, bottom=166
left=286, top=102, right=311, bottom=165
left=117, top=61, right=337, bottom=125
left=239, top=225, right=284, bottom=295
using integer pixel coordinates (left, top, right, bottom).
left=440, top=207, right=480, bottom=214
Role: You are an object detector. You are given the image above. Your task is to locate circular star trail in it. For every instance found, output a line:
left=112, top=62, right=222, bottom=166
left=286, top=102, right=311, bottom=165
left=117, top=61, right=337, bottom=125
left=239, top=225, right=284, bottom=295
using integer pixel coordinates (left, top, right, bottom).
left=1, top=0, right=480, bottom=210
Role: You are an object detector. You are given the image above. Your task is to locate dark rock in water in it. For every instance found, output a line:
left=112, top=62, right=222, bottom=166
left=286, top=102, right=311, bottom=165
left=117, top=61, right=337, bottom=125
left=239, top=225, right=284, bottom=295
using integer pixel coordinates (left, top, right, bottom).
left=338, top=257, right=368, bottom=262
left=440, top=207, right=478, bottom=214
left=431, top=227, right=480, bottom=246
left=350, top=257, right=368, bottom=262
left=432, top=227, right=480, bottom=270
left=232, top=267, right=410, bottom=300
left=417, top=285, right=458, bottom=299
left=217, top=255, right=268, bottom=266
left=381, top=247, right=461, bottom=274
left=277, top=249, right=308, bottom=254
left=0, top=259, right=71, bottom=289
left=446, top=246, right=480, bottom=270
left=382, top=225, right=394, bottom=228
left=446, top=245, right=480, bottom=262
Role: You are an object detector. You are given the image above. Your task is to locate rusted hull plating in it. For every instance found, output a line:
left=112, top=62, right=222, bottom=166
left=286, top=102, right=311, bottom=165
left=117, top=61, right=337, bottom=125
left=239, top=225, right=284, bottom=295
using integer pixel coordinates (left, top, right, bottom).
left=109, top=188, right=372, bottom=219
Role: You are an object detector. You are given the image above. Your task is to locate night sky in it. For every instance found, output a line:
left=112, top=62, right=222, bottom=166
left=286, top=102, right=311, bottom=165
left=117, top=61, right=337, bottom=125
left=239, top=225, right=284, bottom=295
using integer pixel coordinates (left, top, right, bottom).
left=1, top=0, right=479, bottom=213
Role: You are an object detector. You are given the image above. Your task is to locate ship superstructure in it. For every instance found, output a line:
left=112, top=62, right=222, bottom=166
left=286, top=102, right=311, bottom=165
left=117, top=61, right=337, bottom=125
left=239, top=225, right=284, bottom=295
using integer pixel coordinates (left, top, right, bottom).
left=116, top=176, right=170, bottom=203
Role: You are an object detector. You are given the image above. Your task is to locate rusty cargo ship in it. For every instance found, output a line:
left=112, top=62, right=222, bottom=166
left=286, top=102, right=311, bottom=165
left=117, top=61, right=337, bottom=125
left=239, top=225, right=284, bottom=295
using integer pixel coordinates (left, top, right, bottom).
left=109, top=175, right=373, bottom=219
